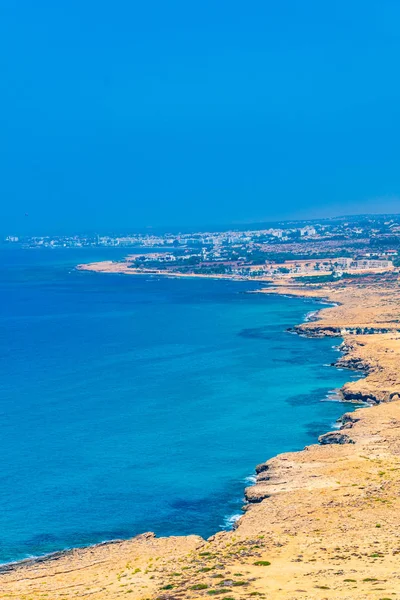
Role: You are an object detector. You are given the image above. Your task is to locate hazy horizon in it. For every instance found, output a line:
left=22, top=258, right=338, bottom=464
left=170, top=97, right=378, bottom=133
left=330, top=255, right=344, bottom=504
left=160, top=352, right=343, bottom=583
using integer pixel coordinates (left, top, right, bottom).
left=4, top=210, right=400, bottom=239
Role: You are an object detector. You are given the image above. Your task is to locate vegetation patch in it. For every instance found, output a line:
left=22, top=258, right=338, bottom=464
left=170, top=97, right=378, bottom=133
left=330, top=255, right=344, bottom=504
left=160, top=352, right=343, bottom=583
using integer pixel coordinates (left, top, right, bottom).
left=315, top=585, right=330, bottom=589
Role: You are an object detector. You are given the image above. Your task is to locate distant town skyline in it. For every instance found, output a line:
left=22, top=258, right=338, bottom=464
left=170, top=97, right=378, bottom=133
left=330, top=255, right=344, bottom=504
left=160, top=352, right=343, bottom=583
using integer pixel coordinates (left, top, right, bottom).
left=3, top=209, right=400, bottom=238
left=5, top=211, right=400, bottom=240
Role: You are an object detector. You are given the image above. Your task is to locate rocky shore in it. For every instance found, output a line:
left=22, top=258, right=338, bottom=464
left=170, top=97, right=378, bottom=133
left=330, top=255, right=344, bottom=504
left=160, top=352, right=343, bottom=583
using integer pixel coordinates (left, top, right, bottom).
left=2, top=270, right=400, bottom=599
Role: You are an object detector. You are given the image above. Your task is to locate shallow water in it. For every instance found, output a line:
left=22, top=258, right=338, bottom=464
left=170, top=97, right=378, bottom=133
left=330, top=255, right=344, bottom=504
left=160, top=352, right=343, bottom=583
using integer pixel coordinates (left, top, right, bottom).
left=0, top=248, right=362, bottom=563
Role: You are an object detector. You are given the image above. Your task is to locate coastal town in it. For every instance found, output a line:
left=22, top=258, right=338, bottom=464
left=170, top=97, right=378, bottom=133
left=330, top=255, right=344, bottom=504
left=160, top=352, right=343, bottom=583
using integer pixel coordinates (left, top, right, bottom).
left=9, top=214, right=400, bottom=280
left=73, top=214, right=399, bottom=279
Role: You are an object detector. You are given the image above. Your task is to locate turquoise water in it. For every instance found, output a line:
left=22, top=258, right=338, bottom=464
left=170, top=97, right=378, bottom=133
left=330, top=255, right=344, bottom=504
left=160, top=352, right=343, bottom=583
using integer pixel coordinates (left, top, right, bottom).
left=0, top=248, right=362, bottom=563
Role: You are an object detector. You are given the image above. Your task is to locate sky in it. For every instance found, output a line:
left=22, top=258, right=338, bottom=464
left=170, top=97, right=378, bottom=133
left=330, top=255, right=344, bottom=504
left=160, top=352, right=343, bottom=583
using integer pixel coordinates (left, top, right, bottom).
left=1, top=0, right=400, bottom=234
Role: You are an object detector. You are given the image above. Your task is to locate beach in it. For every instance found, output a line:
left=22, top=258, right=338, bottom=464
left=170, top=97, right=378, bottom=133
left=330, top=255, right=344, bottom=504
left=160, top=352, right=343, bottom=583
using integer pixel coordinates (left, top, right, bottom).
left=2, top=264, right=400, bottom=599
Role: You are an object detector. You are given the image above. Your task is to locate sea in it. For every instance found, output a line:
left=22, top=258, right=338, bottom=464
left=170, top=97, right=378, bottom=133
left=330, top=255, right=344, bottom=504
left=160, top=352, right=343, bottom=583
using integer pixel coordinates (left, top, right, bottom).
left=0, top=247, right=363, bottom=563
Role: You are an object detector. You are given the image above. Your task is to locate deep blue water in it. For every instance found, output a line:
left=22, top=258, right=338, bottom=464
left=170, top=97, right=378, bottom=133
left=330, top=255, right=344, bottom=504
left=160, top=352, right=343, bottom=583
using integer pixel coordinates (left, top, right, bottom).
left=0, top=248, right=363, bottom=563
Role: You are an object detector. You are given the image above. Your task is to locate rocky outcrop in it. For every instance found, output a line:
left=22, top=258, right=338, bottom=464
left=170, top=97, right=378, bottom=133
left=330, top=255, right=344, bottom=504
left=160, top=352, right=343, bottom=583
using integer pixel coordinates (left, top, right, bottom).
left=290, top=324, right=400, bottom=337
left=341, top=386, right=379, bottom=404
left=337, top=412, right=361, bottom=428
left=318, top=431, right=355, bottom=444
left=288, top=324, right=342, bottom=337
left=255, top=461, right=269, bottom=474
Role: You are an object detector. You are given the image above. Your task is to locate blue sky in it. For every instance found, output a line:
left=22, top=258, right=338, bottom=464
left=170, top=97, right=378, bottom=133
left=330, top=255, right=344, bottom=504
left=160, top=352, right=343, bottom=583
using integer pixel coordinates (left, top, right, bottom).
left=1, top=0, right=400, bottom=233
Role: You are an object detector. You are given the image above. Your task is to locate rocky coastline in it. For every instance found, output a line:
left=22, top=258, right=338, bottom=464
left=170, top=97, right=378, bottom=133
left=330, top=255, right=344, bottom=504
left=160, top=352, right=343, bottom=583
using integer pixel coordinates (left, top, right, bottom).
left=3, top=270, right=400, bottom=599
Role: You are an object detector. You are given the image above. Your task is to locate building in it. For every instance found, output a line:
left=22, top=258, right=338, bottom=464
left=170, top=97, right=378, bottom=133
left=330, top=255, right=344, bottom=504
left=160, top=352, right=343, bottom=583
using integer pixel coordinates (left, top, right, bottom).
left=300, top=226, right=316, bottom=236
left=354, top=259, right=392, bottom=269
left=336, top=257, right=353, bottom=268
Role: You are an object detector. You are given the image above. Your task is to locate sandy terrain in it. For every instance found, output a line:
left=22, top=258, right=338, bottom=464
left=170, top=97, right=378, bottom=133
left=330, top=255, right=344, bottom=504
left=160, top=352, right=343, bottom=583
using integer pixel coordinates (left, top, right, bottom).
left=2, top=269, right=400, bottom=599
left=77, top=261, right=246, bottom=280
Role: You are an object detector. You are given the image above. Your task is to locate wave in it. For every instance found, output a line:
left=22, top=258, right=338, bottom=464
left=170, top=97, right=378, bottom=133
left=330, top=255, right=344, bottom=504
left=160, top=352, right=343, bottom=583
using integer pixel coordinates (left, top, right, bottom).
left=321, top=389, right=342, bottom=402
left=221, top=513, right=242, bottom=530
left=244, top=474, right=257, bottom=485
left=304, top=310, right=318, bottom=322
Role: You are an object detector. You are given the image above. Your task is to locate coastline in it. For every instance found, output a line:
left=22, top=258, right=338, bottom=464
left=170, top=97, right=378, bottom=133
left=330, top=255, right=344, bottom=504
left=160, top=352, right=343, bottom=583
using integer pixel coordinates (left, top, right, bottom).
left=3, top=266, right=400, bottom=599
left=0, top=278, right=349, bottom=568
left=76, top=261, right=249, bottom=281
